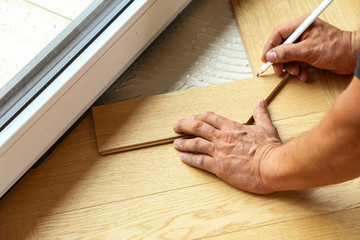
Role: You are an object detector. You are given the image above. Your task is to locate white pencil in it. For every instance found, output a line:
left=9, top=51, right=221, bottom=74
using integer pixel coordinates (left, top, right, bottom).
left=257, top=0, right=334, bottom=77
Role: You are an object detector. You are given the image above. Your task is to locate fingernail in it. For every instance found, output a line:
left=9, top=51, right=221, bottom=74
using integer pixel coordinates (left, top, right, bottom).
left=266, top=51, right=278, bottom=63
left=180, top=152, right=187, bottom=161
left=173, top=121, right=178, bottom=130
left=188, top=115, right=195, bottom=120
left=174, top=139, right=181, bottom=148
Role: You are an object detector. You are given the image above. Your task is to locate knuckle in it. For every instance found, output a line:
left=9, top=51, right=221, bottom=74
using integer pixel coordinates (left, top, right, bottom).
left=191, top=121, right=203, bottom=132
left=204, top=111, right=214, bottom=116
left=209, top=127, right=218, bottom=138
left=209, top=142, right=215, bottom=153
left=193, top=138, right=201, bottom=147
left=196, top=155, right=204, bottom=166
left=273, top=25, right=282, bottom=33
left=203, top=111, right=215, bottom=120
left=229, top=121, right=240, bottom=130
left=176, top=119, right=183, bottom=129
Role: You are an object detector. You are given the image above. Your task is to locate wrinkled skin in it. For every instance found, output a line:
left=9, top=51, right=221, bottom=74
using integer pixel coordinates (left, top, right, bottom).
left=262, top=15, right=359, bottom=81
left=173, top=101, right=282, bottom=194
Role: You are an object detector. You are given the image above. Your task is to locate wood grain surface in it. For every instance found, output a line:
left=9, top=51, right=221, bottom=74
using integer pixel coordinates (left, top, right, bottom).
left=1, top=111, right=359, bottom=238
left=92, top=76, right=280, bottom=154
left=0, top=221, right=37, bottom=240
left=93, top=73, right=329, bottom=155
left=206, top=207, right=360, bottom=239
left=1, top=0, right=360, bottom=239
left=35, top=180, right=360, bottom=239
left=231, top=0, right=356, bottom=103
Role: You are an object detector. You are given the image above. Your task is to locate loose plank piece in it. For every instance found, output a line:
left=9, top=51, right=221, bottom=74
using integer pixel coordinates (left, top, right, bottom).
left=92, top=76, right=283, bottom=154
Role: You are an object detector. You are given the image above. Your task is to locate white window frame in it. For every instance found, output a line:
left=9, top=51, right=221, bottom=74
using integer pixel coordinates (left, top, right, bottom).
left=0, top=0, right=192, bottom=198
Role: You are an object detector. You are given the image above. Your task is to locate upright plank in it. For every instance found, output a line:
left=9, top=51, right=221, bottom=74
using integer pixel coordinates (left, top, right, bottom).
left=231, top=0, right=358, bottom=104
left=230, top=0, right=292, bottom=74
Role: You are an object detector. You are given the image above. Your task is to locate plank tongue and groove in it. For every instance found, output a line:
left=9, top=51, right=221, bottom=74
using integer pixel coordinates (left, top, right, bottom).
left=92, top=76, right=282, bottom=155
left=93, top=71, right=329, bottom=155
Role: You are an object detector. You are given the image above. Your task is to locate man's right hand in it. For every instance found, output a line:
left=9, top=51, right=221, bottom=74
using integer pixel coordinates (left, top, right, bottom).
left=261, top=15, right=360, bottom=81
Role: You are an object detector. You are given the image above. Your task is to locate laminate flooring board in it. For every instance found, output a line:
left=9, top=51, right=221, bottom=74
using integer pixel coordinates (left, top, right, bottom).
left=2, top=1, right=360, bottom=238
left=318, top=70, right=353, bottom=105
left=205, top=207, right=360, bottom=240
left=273, top=111, right=326, bottom=142
left=93, top=76, right=279, bottom=154
left=231, top=0, right=359, bottom=103
left=1, top=113, right=359, bottom=238
left=0, top=114, right=217, bottom=225
left=93, top=74, right=329, bottom=155
left=36, top=180, right=360, bottom=239
left=0, top=221, right=37, bottom=240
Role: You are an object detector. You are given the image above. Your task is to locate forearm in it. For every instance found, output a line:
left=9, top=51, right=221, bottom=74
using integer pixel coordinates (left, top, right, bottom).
left=349, top=29, right=360, bottom=72
left=264, top=77, right=360, bottom=191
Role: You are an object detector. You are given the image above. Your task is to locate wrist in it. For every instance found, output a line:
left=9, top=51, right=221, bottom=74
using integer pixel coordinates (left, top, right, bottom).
left=260, top=143, right=285, bottom=193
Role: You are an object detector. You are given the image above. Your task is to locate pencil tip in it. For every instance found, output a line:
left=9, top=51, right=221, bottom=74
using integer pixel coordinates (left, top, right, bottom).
left=256, top=73, right=260, bottom=77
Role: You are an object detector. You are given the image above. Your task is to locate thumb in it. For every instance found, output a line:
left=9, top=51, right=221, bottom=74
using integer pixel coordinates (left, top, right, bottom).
left=266, top=42, right=311, bottom=64
left=253, top=100, right=274, bottom=128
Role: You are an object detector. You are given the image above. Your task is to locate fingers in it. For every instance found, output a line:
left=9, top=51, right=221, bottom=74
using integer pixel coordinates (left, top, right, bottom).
left=196, top=111, right=233, bottom=130
left=273, top=62, right=308, bottom=81
left=266, top=42, right=314, bottom=65
left=261, top=14, right=314, bottom=81
left=284, top=62, right=308, bottom=81
left=284, top=62, right=300, bottom=76
left=272, top=63, right=285, bottom=76
left=174, top=137, right=215, bottom=155
left=179, top=152, right=216, bottom=173
left=174, top=118, right=219, bottom=141
left=262, top=14, right=310, bottom=62
left=253, top=100, right=275, bottom=130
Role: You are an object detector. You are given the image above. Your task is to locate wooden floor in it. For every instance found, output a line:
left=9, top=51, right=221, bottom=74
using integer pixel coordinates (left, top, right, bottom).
left=1, top=0, right=360, bottom=239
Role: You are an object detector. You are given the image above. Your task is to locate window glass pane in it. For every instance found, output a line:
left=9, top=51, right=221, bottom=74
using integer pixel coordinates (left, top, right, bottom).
left=0, top=0, right=94, bottom=90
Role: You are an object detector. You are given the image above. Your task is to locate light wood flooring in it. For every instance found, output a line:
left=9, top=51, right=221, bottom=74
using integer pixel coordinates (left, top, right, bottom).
left=1, top=0, right=360, bottom=239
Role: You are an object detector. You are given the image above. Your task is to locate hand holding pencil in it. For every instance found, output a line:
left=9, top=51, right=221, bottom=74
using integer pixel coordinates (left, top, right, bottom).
left=259, top=0, right=360, bottom=81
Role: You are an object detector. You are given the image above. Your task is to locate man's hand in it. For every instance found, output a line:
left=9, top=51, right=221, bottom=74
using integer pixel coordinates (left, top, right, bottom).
left=173, top=101, right=282, bottom=194
left=262, top=15, right=360, bottom=81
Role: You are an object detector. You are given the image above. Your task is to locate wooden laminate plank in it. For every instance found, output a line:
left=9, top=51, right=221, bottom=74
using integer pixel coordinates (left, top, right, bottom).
left=274, top=111, right=326, bottom=142
left=93, top=74, right=328, bottom=155
left=36, top=180, right=360, bottom=239
left=0, top=111, right=357, bottom=238
left=92, top=76, right=281, bottom=154
left=231, top=0, right=358, bottom=104
left=0, top=221, right=37, bottom=240
left=317, top=70, right=352, bottom=106
left=206, top=207, right=360, bottom=240
left=0, top=114, right=217, bottom=225
left=0, top=109, right=337, bottom=227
